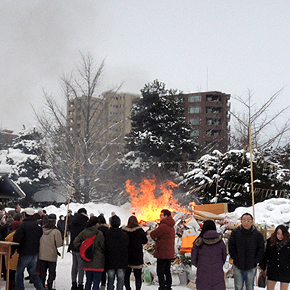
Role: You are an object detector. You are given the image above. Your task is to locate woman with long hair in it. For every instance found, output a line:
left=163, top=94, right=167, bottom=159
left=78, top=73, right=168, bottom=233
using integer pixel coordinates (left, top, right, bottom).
left=260, top=224, right=290, bottom=290
left=122, top=215, right=148, bottom=290
left=74, top=216, right=105, bottom=290
left=191, top=220, right=227, bottom=290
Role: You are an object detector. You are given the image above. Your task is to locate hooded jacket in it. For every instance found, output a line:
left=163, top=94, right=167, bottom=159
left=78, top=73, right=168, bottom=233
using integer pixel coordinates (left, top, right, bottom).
left=150, top=216, right=175, bottom=259
left=13, top=216, right=43, bottom=255
left=105, top=227, right=129, bottom=269
left=68, top=212, right=88, bottom=253
left=74, top=225, right=105, bottom=271
left=191, top=230, right=227, bottom=290
left=229, top=224, right=264, bottom=271
left=39, top=227, right=63, bottom=262
left=122, top=225, right=148, bottom=266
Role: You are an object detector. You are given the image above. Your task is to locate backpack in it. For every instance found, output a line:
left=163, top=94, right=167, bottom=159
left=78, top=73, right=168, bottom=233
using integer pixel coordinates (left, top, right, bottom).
left=79, top=235, right=96, bottom=262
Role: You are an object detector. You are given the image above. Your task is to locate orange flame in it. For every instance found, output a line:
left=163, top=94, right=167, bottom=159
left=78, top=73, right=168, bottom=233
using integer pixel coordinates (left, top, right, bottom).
left=189, top=202, right=196, bottom=211
left=126, top=177, right=183, bottom=221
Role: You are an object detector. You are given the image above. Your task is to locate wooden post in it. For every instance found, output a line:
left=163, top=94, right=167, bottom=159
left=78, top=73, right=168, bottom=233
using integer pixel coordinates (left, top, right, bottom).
left=62, top=146, right=78, bottom=258
left=249, top=123, right=255, bottom=223
left=0, top=241, right=19, bottom=290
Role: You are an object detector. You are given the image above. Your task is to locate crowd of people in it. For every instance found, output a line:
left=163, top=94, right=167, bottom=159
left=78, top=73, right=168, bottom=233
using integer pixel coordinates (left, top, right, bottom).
left=1, top=204, right=290, bottom=290
left=0, top=206, right=176, bottom=290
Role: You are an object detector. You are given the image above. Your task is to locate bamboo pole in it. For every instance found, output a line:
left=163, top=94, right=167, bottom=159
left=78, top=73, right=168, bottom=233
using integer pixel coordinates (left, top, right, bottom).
left=249, top=123, right=255, bottom=223
left=62, top=146, right=78, bottom=258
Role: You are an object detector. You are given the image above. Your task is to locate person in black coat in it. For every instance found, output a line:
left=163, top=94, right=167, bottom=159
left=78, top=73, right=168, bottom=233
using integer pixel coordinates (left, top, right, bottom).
left=260, top=224, right=290, bottom=290
left=105, top=215, right=129, bottom=290
left=122, top=215, right=148, bottom=290
left=13, top=208, right=45, bottom=290
left=57, top=215, right=66, bottom=240
left=229, top=212, right=264, bottom=290
left=97, top=214, right=110, bottom=290
left=68, top=208, right=89, bottom=290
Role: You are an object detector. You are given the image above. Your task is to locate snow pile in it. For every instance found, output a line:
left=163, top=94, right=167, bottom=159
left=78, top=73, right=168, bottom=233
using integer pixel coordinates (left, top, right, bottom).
left=229, top=198, right=290, bottom=227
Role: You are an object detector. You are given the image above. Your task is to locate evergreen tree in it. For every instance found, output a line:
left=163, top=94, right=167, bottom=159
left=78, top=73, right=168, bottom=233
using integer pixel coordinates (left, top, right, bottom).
left=6, top=127, right=53, bottom=201
left=180, top=148, right=290, bottom=208
left=124, top=80, right=196, bottom=176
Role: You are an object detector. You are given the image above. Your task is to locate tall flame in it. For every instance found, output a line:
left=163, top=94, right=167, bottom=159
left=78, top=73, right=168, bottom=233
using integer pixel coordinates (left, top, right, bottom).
left=126, top=177, right=182, bottom=221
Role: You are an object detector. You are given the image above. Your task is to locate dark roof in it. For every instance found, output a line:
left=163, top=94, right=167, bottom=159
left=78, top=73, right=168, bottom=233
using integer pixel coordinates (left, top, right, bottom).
left=0, top=175, right=26, bottom=199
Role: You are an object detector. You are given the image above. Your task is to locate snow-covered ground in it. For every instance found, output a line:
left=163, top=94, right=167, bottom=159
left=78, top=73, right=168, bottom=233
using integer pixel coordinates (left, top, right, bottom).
left=2, top=198, right=290, bottom=290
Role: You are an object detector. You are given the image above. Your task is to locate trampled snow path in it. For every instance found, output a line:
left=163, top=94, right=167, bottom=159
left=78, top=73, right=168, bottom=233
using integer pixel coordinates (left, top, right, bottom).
left=0, top=246, right=285, bottom=290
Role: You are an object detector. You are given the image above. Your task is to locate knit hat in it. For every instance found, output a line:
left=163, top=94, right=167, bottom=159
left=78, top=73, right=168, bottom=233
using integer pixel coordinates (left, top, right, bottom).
left=12, top=220, right=22, bottom=231
left=48, top=213, right=57, bottom=222
left=110, top=215, right=121, bottom=228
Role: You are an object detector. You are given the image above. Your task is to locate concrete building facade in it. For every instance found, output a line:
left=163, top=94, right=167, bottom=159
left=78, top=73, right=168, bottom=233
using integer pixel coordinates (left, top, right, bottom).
left=66, top=92, right=139, bottom=152
left=183, top=91, right=230, bottom=153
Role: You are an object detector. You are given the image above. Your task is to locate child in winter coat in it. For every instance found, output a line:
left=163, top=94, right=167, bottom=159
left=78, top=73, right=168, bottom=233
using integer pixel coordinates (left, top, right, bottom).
left=191, top=220, right=227, bottom=290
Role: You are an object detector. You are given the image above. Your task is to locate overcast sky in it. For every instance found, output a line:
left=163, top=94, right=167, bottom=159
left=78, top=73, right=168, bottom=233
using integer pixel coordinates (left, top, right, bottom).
left=1, top=1, right=290, bottom=134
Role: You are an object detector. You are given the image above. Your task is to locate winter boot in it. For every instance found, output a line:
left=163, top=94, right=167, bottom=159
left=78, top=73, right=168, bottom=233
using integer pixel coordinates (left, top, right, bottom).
left=71, top=282, right=78, bottom=290
left=47, top=282, right=53, bottom=290
left=9, top=278, right=15, bottom=290
left=77, top=283, right=84, bottom=290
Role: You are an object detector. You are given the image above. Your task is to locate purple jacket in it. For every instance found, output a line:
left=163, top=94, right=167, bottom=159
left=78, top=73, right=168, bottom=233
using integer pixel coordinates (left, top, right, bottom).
left=191, top=230, right=227, bottom=290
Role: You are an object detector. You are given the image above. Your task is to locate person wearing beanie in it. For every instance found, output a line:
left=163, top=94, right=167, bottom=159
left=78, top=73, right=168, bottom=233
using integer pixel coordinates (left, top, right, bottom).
left=97, top=214, right=110, bottom=290
left=13, top=207, right=45, bottom=290
left=68, top=208, right=89, bottom=290
left=74, top=216, right=105, bottom=290
left=5, top=220, right=22, bottom=290
left=105, top=215, right=129, bottom=290
left=38, top=213, right=62, bottom=290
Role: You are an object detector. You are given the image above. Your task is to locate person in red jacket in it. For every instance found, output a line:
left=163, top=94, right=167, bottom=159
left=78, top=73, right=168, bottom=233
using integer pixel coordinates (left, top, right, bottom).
left=150, top=209, right=175, bottom=290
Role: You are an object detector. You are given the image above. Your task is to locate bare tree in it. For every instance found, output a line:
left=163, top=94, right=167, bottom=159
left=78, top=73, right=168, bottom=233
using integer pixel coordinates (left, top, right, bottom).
left=230, top=88, right=290, bottom=150
left=33, top=53, right=127, bottom=203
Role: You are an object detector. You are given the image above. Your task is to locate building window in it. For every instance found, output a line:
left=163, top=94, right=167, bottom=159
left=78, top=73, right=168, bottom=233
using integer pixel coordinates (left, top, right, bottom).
left=206, top=94, right=221, bottom=102
left=190, top=129, right=200, bottom=137
left=206, top=118, right=221, bottom=125
left=206, top=129, right=221, bottom=136
left=188, top=95, right=201, bottom=103
left=189, top=107, right=201, bottom=114
left=189, top=118, right=201, bottom=125
left=206, top=106, right=221, bottom=113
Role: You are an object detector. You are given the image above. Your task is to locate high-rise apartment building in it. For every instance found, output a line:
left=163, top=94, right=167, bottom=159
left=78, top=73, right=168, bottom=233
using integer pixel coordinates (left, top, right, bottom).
left=183, top=91, right=230, bottom=153
left=67, top=92, right=139, bottom=151
left=67, top=91, right=230, bottom=156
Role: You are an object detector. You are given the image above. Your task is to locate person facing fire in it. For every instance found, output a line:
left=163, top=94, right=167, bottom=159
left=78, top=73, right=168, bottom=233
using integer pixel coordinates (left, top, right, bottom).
left=122, top=215, right=148, bottom=290
left=150, top=209, right=175, bottom=290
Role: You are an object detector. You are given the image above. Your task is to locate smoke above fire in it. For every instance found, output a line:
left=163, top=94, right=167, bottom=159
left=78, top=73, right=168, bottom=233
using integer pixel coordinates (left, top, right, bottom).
left=125, top=177, right=184, bottom=221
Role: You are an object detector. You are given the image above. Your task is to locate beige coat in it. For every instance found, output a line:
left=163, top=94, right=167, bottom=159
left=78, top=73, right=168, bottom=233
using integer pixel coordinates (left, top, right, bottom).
left=39, top=227, right=63, bottom=262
